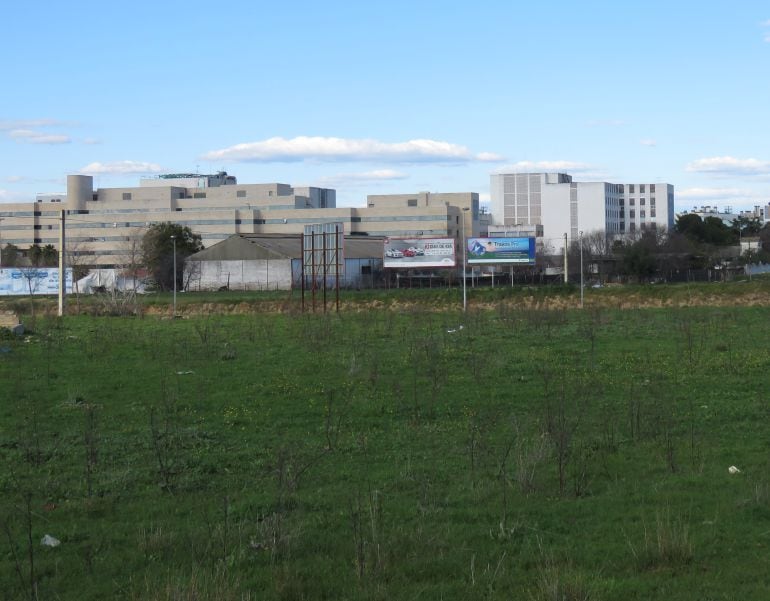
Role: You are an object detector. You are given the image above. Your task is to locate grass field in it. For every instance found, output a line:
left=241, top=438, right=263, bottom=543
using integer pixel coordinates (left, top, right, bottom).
left=2, top=294, right=770, bottom=599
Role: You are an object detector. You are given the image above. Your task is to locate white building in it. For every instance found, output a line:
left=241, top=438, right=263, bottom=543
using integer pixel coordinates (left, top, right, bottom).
left=490, top=172, right=675, bottom=252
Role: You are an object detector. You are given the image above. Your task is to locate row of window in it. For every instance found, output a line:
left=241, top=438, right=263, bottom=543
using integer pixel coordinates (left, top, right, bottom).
left=119, top=190, right=277, bottom=202
left=623, top=197, right=656, bottom=207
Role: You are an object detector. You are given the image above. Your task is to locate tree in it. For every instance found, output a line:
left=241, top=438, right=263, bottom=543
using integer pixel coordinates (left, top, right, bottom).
left=1, top=243, right=20, bottom=267
left=141, top=223, right=203, bottom=291
left=620, top=231, right=658, bottom=281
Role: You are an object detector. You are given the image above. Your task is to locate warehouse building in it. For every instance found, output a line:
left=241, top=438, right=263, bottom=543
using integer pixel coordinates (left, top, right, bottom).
left=184, top=234, right=386, bottom=291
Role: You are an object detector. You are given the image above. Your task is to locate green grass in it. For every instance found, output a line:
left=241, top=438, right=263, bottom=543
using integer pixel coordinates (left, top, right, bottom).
left=2, top=303, right=770, bottom=599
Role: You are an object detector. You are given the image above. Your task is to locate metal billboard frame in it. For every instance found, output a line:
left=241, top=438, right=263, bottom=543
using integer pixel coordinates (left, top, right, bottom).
left=302, top=222, right=344, bottom=313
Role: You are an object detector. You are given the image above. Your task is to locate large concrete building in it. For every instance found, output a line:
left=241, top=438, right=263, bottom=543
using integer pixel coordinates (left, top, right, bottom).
left=490, top=172, right=675, bottom=252
left=0, top=173, right=478, bottom=268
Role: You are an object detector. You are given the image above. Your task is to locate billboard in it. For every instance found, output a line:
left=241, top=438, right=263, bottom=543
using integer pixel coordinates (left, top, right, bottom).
left=0, top=268, right=73, bottom=296
left=466, top=237, right=536, bottom=264
left=383, top=238, right=456, bottom=269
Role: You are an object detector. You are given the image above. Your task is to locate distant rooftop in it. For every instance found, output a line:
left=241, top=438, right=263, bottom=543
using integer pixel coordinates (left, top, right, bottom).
left=140, top=171, right=237, bottom=188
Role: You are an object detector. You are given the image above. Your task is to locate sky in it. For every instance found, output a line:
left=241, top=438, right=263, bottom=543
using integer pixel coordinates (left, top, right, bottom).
left=1, top=1, right=769, bottom=212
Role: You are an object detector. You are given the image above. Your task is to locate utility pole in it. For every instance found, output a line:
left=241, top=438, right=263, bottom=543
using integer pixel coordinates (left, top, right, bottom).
left=462, top=207, right=470, bottom=311
left=58, top=210, right=66, bottom=317
left=563, top=233, right=568, bottom=284
left=579, top=230, right=584, bottom=309
left=170, top=235, right=177, bottom=317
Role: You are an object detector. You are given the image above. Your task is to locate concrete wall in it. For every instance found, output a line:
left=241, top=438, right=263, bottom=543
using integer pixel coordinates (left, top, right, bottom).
left=186, top=259, right=294, bottom=291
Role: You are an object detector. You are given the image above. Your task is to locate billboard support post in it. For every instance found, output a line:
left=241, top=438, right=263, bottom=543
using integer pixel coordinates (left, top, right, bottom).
left=322, top=229, right=327, bottom=313
left=462, top=208, right=468, bottom=312
left=58, top=210, right=66, bottom=317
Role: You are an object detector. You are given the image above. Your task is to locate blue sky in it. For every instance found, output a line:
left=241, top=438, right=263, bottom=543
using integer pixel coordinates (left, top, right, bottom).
left=1, top=1, right=769, bottom=211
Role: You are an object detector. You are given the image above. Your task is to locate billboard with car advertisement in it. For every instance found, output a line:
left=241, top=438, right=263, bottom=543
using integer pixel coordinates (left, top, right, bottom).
left=0, top=268, right=73, bottom=296
left=383, top=238, right=456, bottom=268
left=466, top=237, right=536, bottom=264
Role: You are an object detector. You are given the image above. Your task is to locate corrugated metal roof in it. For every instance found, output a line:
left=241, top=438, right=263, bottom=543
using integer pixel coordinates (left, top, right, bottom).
left=188, top=234, right=385, bottom=261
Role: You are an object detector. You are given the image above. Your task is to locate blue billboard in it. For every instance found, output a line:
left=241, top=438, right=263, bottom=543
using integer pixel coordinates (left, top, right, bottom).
left=466, top=237, right=536, bottom=265
left=0, top=268, right=73, bottom=296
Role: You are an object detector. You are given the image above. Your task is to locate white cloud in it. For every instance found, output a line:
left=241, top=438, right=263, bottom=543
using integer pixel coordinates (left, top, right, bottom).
left=678, top=187, right=756, bottom=200
left=494, top=160, right=595, bottom=174
left=0, top=119, right=63, bottom=131
left=201, top=136, right=504, bottom=164
left=316, top=169, right=410, bottom=189
left=685, top=156, right=770, bottom=176
left=82, top=137, right=103, bottom=145
left=8, top=129, right=71, bottom=144
left=4, top=175, right=25, bottom=183
left=344, top=169, right=409, bottom=181
left=640, top=139, right=657, bottom=147
left=79, top=161, right=163, bottom=175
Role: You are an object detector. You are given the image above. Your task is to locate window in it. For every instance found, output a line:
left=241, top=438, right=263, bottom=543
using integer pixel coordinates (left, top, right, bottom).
left=650, top=184, right=656, bottom=193
left=351, top=216, right=362, bottom=223
left=640, top=184, right=645, bottom=193
left=630, top=223, right=636, bottom=232
left=361, top=265, right=372, bottom=275
left=650, top=197, right=656, bottom=206
left=630, top=209, right=635, bottom=218
left=456, top=216, right=459, bottom=224
left=619, top=199, right=625, bottom=207
left=193, top=192, right=206, bottom=199
left=122, top=193, right=132, bottom=200
left=641, top=210, right=646, bottom=218
left=640, top=198, right=645, bottom=205
left=629, top=184, right=635, bottom=193
left=268, top=191, right=273, bottom=197
left=237, top=190, right=246, bottom=198
left=651, top=209, right=656, bottom=218
left=408, top=198, right=418, bottom=207
left=630, top=198, right=635, bottom=206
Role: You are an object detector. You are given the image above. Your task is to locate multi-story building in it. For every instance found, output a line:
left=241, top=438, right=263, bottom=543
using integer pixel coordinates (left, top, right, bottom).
left=0, top=174, right=478, bottom=268
left=490, top=172, right=675, bottom=252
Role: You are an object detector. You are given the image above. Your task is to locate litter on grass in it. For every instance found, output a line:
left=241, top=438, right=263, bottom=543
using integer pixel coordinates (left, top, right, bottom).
left=728, top=466, right=741, bottom=474
left=41, top=534, right=61, bottom=547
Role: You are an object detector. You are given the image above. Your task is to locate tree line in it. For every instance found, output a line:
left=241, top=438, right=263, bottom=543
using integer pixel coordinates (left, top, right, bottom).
left=565, top=214, right=768, bottom=283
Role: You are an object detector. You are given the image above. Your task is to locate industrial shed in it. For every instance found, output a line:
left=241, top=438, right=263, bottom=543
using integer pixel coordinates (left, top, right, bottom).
left=184, top=234, right=385, bottom=291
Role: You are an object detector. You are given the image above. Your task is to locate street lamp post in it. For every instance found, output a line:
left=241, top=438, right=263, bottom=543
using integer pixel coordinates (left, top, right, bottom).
left=170, top=234, right=177, bottom=317
left=462, top=207, right=470, bottom=312
left=579, top=230, right=584, bottom=309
